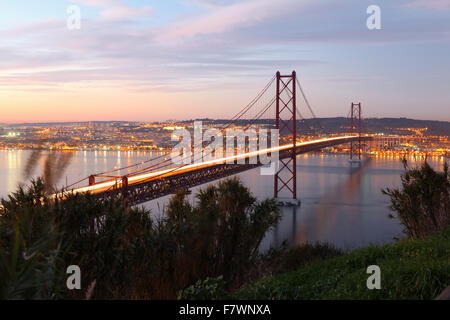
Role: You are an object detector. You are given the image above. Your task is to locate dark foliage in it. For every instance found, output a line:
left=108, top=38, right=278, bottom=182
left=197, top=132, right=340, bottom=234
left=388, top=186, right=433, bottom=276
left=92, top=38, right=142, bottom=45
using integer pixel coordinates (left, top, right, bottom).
left=0, top=177, right=280, bottom=299
left=382, top=160, right=450, bottom=239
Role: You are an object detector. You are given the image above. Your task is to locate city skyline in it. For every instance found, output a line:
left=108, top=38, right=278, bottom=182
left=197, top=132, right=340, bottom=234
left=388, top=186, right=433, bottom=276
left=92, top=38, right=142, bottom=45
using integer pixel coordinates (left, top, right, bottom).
left=1, top=0, right=450, bottom=123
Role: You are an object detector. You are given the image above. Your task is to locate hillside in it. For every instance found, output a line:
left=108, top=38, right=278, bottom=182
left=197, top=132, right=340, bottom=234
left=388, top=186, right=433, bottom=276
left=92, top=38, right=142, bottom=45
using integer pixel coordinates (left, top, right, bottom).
left=234, top=227, right=450, bottom=300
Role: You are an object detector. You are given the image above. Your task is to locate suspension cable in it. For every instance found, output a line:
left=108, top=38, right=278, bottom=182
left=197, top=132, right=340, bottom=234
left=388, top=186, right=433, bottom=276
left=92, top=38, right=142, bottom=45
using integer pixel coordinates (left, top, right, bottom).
left=127, top=97, right=277, bottom=180
left=64, top=75, right=276, bottom=190
left=295, top=77, right=326, bottom=135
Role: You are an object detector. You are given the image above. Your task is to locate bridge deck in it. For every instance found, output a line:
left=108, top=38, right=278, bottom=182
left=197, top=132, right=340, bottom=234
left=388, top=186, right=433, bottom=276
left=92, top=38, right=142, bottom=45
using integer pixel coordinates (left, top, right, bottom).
left=62, top=135, right=372, bottom=205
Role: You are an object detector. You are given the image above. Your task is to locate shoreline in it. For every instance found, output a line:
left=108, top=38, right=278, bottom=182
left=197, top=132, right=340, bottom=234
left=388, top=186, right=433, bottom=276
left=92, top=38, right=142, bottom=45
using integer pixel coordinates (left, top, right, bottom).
left=0, top=148, right=448, bottom=159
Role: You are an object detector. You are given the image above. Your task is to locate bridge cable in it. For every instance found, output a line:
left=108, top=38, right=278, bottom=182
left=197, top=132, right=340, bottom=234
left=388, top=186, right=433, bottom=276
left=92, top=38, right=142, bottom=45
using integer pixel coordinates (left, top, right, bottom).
left=64, top=75, right=275, bottom=190
left=126, top=97, right=277, bottom=181
left=295, top=77, right=326, bottom=135
left=124, top=81, right=276, bottom=178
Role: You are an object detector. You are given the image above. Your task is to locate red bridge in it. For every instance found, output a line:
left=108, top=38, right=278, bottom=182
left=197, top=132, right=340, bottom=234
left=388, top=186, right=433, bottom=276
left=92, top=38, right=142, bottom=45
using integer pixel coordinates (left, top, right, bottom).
left=60, top=71, right=372, bottom=206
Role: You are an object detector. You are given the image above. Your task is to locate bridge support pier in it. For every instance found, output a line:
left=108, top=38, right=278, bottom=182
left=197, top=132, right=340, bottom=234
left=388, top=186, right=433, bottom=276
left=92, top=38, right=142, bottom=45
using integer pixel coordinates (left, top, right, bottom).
left=349, top=102, right=362, bottom=163
left=275, top=197, right=301, bottom=206
left=274, top=71, right=298, bottom=202
left=122, top=176, right=129, bottom=205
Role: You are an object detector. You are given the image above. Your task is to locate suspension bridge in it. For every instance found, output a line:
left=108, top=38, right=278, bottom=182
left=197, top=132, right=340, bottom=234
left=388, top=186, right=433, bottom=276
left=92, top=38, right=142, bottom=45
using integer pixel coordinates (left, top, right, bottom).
left=60, top=71, right=372, bottom=206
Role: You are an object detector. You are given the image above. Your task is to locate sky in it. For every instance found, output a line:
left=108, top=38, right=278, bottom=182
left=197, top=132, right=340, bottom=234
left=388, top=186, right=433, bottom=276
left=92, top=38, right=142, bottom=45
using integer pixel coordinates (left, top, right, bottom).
left=0, top=0, right=449, bottom=123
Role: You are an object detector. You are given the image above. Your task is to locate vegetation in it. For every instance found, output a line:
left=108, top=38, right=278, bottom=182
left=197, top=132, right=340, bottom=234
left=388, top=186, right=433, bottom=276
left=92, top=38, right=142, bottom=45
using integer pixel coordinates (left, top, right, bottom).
left=234, top=227, right=450, bottom=300
left=22, top=149, right=73, bottom=194
left=182, top=160, right=450, bottom=300
left=0, top=177, right=281, bottom=299
left=179, top=243, right=343, bottom=299
left=383, top=160, right=450, bottom=239
left=1, top=159, right=448, bottom=300
left=178, top=276, right=227, bottom=300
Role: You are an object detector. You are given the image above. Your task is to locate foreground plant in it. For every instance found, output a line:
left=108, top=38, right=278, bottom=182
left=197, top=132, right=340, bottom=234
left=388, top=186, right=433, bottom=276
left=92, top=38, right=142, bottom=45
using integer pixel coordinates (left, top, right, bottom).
left=0, top=177, right=281, bottom=299
left=382, top=160, right=450, bottom=239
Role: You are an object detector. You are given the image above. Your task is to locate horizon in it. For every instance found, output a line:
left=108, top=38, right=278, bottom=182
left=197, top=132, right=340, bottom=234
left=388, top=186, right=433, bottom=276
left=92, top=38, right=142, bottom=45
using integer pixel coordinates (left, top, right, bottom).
left=1, top=116, right=450, bottom=126
left=0, top=1, right=450, bottom=122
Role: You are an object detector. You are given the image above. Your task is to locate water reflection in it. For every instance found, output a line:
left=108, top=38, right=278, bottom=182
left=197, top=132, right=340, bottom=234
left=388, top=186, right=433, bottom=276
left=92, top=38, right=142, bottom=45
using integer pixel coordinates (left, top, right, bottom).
left=261, top=154, right=442, bottom=250
left=0, top=150, right=445, bottom=250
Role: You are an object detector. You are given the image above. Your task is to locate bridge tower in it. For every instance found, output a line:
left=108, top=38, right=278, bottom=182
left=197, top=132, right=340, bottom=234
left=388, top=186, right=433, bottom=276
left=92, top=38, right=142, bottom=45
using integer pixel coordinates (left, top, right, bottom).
left=274, top=71, right=298, bottom=201
left=349, top=102, right=362, bottom=161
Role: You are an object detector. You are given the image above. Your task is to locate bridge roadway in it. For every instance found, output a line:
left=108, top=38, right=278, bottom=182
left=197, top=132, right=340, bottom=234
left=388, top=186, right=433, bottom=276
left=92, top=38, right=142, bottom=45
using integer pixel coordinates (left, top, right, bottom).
left=62, top=135, right=372, bottom=206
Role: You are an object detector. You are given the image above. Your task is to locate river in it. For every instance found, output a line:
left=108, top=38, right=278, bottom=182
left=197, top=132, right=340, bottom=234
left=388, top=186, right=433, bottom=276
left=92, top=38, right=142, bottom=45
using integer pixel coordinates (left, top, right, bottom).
left=1, top=149, right=446, bottom=250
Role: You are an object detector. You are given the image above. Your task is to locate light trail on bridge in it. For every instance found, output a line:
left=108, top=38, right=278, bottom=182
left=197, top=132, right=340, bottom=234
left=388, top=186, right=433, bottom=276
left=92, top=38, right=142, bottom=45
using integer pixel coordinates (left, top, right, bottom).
left=55, top=71, right=371, bottom=203
left=64, top=135, right=360, bottom=196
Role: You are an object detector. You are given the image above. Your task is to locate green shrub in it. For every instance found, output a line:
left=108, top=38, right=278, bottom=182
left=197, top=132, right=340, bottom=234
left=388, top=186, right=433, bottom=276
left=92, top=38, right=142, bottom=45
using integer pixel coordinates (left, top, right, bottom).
left=178, top=276, right=227, bottom=300
left=277, top=242, right=342, bottom=274
left=383, top=160, right=450, bottom=239
left=234, top=227, right=450, bottom=300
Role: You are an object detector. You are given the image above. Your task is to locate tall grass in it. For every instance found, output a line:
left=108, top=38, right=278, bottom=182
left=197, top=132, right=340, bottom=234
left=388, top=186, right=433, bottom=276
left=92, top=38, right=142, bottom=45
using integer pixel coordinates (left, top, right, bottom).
left=0, top=177, right=281, bottom=299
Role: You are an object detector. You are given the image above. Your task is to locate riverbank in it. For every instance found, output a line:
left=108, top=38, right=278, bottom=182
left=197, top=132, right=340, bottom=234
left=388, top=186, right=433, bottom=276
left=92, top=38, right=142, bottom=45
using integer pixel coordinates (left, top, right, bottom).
left=233, top=227, right=450, bottom=299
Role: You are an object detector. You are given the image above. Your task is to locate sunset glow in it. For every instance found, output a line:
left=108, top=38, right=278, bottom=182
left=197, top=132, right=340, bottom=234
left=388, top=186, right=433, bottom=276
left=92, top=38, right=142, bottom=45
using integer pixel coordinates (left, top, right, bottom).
left=0, top=0, right=449, bottom=123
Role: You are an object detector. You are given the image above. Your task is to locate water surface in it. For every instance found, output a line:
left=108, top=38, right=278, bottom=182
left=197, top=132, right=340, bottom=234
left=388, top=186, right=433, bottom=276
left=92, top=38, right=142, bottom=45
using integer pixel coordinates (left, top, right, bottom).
left=1, top=149, right=445, bottom=250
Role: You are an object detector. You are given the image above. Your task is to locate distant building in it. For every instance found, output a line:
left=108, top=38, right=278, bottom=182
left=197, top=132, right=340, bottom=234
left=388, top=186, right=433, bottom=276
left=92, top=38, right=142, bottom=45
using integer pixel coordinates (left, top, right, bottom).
left=370, top=135, right=402, bottom=150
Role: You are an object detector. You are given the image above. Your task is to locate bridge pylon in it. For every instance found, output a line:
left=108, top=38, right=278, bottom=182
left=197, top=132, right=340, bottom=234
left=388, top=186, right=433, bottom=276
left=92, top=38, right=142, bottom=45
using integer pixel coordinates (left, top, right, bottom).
left=349, top=102, right=362, bottom=162
left=274, top=71, right=299, bottom=204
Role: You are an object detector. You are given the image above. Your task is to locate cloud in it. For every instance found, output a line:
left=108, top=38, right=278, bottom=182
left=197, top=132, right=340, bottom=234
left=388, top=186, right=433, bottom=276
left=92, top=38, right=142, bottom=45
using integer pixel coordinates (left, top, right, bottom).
left=100, top=6, right=153, bottom=20
left=1, top=0, right=450, bottom=94
left=405, top=0, right=450, bottom=10
left=70, top=0, right=123, bottom=8
left=71, top=0, right=153, bottom=20
left=187, top=0, right=244, bottom=8
left=158, top=0, right=308, bottom=41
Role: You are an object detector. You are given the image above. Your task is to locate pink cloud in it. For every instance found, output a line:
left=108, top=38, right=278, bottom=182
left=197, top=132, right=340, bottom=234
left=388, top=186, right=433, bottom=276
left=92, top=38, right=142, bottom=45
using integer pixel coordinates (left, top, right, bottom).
left=71, top=0, right=153, bottom=20
left=100, top=6, right=153, bottom=20
left=158, top=0, right=308, bottom=41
